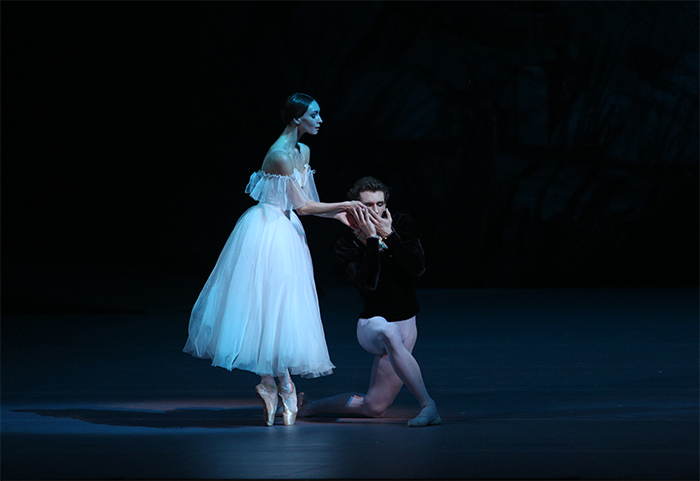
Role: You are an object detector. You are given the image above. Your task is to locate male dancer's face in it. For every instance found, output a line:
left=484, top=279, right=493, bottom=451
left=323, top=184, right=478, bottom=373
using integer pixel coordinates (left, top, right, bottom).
left=358, top=190, right=387, bottom=218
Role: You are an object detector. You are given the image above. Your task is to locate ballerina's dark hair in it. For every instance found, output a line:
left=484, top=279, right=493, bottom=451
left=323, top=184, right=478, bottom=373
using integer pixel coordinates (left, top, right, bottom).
left=346, top=176, right=391, bottom=202
left=280, top=93, right=316, bottom=124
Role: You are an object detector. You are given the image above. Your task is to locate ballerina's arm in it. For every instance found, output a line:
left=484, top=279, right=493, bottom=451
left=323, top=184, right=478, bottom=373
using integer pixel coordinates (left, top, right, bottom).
left=262, top=151, right=365, bottom=222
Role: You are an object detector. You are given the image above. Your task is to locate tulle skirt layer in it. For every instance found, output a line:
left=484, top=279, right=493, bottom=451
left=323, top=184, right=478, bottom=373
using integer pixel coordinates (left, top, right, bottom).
left=183, top=203, right=335, bottom=378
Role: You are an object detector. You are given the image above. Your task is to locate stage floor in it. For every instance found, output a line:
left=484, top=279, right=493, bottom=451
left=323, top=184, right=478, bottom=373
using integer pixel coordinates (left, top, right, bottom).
left=2, top=287, right=698, bottom=480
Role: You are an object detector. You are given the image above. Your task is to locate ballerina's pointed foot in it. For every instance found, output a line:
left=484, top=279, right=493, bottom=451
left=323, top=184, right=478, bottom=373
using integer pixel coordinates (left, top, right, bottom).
left=407, top=403, right=442, bottom=427
left=279, top=383, right=298, bottom=426
left=277, top=392, right=306, bottom=417
left=255, top=383, right=278, bottom=427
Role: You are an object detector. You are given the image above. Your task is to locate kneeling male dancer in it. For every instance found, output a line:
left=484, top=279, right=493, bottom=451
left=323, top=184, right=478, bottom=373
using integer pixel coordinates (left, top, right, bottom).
left=298, top=176, right=441, bottom=427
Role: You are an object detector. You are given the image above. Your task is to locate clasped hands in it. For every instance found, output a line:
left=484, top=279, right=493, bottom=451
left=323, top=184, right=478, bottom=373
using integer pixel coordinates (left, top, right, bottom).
left=336, top=201, right=393, bottom=244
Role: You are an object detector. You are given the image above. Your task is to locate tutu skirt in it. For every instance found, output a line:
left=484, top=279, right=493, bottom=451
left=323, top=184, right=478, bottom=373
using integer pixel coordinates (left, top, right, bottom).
left=183, top=202, right=335, bottom=378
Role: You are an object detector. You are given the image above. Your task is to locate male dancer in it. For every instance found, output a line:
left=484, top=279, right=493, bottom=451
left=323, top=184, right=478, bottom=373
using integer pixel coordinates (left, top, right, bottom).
left=298, top=177, right=441, bottom=427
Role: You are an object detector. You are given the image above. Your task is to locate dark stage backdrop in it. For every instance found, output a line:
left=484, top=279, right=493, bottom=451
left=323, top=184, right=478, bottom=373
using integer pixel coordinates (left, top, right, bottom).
left=3, top=2, right=698, bottom=312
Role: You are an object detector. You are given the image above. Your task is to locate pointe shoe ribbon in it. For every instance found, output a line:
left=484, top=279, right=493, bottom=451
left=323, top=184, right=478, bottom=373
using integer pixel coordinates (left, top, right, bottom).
left=255, top=383, right=278, bottom=427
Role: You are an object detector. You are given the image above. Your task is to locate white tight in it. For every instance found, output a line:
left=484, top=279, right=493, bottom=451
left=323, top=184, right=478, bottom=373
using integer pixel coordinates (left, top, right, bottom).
left=301, top=316, right=435, bottom=417
left=260, top=370, right=293, bottom=392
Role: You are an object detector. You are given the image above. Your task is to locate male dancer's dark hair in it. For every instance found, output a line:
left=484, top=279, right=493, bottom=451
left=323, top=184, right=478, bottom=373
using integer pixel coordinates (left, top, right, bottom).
left=346, top=176, right=391, bottom=202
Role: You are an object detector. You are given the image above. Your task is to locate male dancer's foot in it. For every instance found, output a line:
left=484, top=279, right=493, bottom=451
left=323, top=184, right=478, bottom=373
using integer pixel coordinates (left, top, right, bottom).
left=296, top=392, right=310, bottom=417
left=407, top=403, right=441, bottom=427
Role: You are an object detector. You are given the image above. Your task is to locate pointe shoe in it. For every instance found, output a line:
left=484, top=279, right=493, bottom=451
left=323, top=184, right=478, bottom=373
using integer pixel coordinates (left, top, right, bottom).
left=278, top=391, right=306, bottom=417
left=407, top=403, right=442, bottom=427
left=255, top=383, right=278, bottom=427
left=278, top=383, right=298, bottom=426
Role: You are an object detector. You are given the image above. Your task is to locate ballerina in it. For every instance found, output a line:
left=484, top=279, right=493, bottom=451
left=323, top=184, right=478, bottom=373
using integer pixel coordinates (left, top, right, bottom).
left=183, top=93, right=366, bottom=426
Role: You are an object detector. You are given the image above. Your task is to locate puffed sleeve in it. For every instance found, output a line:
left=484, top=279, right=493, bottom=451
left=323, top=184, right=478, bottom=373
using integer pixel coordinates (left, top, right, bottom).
left=303, top=168, right=320, bottom=202
left=245, top=171, right=309, bottom=211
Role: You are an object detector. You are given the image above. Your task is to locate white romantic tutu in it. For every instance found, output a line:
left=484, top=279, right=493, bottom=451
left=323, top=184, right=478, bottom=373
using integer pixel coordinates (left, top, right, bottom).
left=183, top=167, right=335, bottom=378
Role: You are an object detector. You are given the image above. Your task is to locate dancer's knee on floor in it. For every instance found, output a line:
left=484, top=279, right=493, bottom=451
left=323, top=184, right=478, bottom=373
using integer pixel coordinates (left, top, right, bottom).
left=363, top=399, right=391, bottom=418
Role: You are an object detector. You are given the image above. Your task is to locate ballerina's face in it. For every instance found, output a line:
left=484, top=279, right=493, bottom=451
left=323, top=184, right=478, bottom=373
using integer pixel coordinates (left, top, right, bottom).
left=358, top=190, right=387, bottom=217
left=297, top=101, right=322, bottom=135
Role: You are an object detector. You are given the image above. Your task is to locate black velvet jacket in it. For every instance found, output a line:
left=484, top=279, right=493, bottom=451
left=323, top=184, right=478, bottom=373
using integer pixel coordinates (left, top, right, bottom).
left=334, top=212, right=426, bottom=321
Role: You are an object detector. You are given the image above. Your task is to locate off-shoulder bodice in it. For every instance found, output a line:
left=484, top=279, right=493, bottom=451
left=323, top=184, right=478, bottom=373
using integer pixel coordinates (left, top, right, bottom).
left=245, top=165, right=320, bottom=212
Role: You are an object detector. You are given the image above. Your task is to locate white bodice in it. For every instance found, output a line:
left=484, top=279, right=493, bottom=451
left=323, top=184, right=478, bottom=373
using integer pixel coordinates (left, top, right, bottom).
left=245, top=165, right=320, bottom=212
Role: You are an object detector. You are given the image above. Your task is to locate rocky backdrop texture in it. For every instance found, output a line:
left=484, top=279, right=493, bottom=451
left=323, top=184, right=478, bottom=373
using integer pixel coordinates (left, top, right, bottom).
left=4, top=2, right=698, bottom=312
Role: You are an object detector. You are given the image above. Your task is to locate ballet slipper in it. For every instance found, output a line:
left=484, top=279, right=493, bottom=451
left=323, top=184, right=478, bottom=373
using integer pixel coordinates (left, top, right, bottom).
left=255, top=382, right=278, bottom=427
left=407, top=403, right=442, bottom=427
left=278, top=383, right=298, bottom=426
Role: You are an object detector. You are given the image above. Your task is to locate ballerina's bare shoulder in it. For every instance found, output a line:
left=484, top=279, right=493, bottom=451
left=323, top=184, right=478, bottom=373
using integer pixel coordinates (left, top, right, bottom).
left=262, top=143, right=310, bottom=176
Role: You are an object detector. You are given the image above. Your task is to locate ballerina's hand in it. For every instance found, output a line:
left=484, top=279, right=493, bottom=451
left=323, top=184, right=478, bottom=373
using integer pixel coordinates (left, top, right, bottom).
left=343, top=201, right=368, bottom=224
left=333, top=201, right=365, bottom=228
left=334, top=211, right=358, bottom=229
left=343, top=200, right=367, bottom=215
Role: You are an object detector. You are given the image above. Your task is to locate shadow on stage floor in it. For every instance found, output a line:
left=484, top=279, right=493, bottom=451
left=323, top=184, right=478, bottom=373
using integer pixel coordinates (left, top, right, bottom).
left=2, top=286, right=698, bottom=480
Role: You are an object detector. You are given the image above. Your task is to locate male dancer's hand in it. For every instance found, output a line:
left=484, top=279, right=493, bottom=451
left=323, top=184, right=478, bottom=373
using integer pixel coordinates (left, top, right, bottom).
left=335, top=201, right=366, bottom=228
left=353, top=208, right=379, bottom=244
left=369, top=208, right=393, bottom=238
left=334, top=211, right=359, bottom=229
